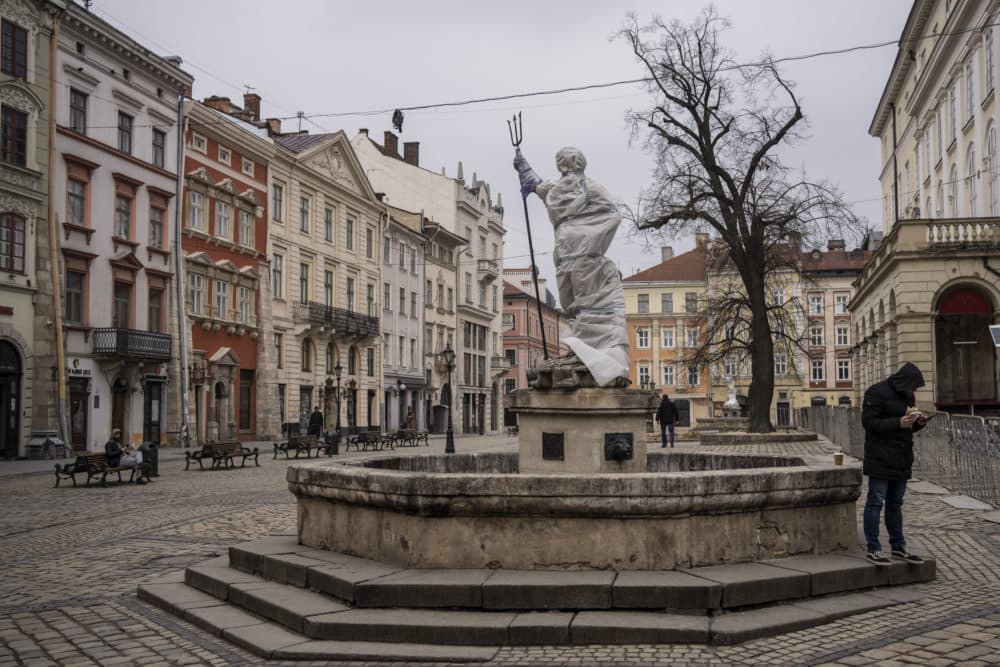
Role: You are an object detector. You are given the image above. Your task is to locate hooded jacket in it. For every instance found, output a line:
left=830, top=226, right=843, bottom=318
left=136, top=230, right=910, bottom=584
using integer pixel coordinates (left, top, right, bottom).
left=656, top=397, right=679, bottom=425
left=861, top=362, right=926, bottom=480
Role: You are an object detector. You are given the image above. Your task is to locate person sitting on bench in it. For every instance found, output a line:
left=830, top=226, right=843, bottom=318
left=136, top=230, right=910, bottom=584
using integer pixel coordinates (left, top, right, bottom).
left=105, top=429, right=146, bottom=484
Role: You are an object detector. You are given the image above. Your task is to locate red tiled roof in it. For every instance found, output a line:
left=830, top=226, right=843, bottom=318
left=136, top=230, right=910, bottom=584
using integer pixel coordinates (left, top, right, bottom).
left=801, top=248, right=870, bottom=272
left=623, top=245, right=708, bottom=283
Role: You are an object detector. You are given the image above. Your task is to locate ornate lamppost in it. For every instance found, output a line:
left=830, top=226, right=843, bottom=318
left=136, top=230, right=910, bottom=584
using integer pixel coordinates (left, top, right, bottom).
left=442, top=343, right=456, bottom=454
left=334, top=360, right=343, bottom=446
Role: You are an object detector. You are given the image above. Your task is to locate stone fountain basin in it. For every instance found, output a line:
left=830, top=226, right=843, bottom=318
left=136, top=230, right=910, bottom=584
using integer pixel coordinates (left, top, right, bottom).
left=289, top=452, right=861, bottom=571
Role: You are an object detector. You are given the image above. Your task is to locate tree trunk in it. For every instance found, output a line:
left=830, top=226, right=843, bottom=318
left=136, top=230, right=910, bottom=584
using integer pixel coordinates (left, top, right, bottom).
left=745, top=270, right=775, bottom=433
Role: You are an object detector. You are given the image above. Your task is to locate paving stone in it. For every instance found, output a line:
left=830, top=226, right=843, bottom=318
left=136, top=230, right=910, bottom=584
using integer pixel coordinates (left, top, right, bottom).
left=272, top=639, right=499, bottom=662
left=354, top=568, right=492, bottom=608
left=612, top=571, right=721, bottom=610
left=303, top=608, right=516, bottom=645
left=570, top=611, right=710, bottom=644
left=908, top=481, right=952, bottom=494
left=942, top=495, right=995, bottom=511
left=682, top=562, right=810, bottom=608
left=508, top=612, right=575, bottom=645
left=182, top=604, right=264, bottom=636
left=866, top=585, right=931, bottom=603
left=227, top=582, right=349, bottom=634
left=482, top=570, right=615, bottom=610
left=710, top=603, right=827, bottom=644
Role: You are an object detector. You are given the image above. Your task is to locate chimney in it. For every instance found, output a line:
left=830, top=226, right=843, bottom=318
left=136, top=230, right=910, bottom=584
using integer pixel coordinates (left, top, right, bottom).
left=203, top=96, right=230, bottom=112
left=358, top=128, right=368, bottom=136
left=243, top=93, right=261, bottom=121
left=660, top=246, right=674, bottom=262
left=265, top=117, right=282, bottom=136
left=695, top=233, right=709, bottom=249
left=827, top=238, right=845, bottom=251
left=383, top=131, right=399, bottom=158
left=403, top=141, right=420, bottom=166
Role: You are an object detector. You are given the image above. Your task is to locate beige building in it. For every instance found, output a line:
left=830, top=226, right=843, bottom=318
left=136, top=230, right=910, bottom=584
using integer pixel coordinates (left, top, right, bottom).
left=857, top=0, right=1000, bottom=414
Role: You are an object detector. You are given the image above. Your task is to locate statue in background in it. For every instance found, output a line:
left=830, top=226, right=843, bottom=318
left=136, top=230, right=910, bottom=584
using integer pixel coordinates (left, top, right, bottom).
left=514, top=147, right=630, bottom=389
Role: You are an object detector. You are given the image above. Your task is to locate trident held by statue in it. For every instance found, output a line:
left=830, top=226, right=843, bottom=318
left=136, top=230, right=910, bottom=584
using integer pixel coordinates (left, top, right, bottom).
left=507, top=112, right=550, bottom=360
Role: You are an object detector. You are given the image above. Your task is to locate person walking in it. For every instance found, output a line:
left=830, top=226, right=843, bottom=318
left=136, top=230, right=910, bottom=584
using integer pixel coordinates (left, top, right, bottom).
left=308, top=406, right=324, bottom=438
left=655, top=394, right=680, bottom=448
left=861, top=362, right=928, bottom=565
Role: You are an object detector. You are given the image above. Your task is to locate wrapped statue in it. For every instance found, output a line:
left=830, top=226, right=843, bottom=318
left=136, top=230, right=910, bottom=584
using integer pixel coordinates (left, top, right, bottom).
left=514, top=147, right=630, bottom=388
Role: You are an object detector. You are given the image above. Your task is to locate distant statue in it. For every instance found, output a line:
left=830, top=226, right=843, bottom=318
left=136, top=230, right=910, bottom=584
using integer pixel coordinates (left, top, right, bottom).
left=514, top=147, right=629, bottom=388
left=723, top=376, right=741, bottom=417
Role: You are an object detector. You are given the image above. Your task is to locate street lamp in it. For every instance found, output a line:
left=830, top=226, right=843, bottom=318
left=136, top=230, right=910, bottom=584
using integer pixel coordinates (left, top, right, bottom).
left=334, top=360, right=343, bottom=446
left=442, top=343, right=456, bottom=454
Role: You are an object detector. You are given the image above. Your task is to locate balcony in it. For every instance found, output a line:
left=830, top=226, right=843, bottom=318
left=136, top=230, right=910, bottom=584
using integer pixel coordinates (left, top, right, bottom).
left=491, top=355, right=511, bottom=374
left=92, top=328, right=171, bottom=361
left=477, top=258, right=500, bottom=282
left=294, top=301, right=379, bottom=338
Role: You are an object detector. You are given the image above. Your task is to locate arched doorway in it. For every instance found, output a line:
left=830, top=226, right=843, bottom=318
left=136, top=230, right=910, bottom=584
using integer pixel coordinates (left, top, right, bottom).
left=935, top=285, right=997, bottom=411
left=0, top=341, right=21, bottom=459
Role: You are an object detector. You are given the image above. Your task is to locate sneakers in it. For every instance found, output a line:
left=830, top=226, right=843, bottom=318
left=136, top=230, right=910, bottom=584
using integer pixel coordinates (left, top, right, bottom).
left=134, top=478, right=147, bottom=485
left=891, top=549, right=924, bottom=564
left=866, top=551, right=891, bottom=566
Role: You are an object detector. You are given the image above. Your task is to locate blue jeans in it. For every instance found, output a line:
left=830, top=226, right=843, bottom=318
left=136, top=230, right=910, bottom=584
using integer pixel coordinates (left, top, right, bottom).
left=659, top=422, right=675, bottom=447
left=863, top=477, right=907, bottom=553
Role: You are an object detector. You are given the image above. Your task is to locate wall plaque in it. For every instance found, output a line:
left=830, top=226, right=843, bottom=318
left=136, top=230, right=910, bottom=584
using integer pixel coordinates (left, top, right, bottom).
left=542, top=432, right=564, bottom=460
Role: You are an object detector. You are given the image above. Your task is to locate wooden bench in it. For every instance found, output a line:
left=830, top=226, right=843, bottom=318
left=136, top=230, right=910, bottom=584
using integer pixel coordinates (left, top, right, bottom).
left=393, top=430, right=430, bottom=447
left=344, top=431, right=390, bottom=452
left=185, top=440, right=260, bottom=470
left=316, top=432, right=340, bottom=456
left=272, top=435, right=319, bottom=460
left=54, top=452, right=150, bottom=487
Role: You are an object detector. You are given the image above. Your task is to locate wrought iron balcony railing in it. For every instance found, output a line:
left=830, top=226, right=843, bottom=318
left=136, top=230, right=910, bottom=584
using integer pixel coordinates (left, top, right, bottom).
left=295, top=301, right=380, bottom=337
left=92, top=328, right=172, bottom=361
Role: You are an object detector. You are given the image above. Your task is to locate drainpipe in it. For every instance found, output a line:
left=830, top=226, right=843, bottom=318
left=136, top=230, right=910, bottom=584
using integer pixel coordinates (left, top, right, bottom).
left=419, top=208, right=426, bottom=432
left=890, top=102, right=900, bottom=224
left=47, top=9, right=69, bottom=445
left=173, top=98, right=191, bottom=447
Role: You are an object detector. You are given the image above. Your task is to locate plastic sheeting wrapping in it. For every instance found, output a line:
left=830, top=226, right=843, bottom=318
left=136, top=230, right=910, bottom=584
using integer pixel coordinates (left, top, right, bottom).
left=531, top=147, right=630, bottom=386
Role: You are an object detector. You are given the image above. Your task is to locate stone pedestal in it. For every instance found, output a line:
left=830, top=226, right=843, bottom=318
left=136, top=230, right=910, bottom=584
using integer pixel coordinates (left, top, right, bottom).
left=508, top=388, right=656, bottom=475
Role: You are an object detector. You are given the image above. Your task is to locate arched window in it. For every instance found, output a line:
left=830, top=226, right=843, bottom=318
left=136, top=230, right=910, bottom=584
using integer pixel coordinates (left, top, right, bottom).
left=301, top=338, right=313, bottom=372
left=967, top=145, right=977, bottom=216
left=989, top=125, right=998, bottom=215
left=325, top=342, right=333, bottom=374
left=950, top=164, right=959, bottom=216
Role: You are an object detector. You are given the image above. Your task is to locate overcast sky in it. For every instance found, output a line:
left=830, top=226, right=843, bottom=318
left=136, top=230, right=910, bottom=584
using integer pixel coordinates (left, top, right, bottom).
left=93, top=0, right=910, bottom=289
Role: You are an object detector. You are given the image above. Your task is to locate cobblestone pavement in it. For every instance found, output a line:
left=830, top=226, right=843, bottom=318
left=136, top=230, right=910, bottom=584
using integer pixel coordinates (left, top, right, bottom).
left=1, top=434, right=998, bottom=666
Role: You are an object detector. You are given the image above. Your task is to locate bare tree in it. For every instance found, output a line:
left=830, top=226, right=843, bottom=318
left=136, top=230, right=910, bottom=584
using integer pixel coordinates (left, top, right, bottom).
left=620, top=8, right=860, bottom=432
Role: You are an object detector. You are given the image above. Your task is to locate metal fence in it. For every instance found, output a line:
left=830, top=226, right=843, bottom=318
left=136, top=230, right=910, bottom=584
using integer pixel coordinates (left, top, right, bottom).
left=800, top=406, right=1000, bottom=508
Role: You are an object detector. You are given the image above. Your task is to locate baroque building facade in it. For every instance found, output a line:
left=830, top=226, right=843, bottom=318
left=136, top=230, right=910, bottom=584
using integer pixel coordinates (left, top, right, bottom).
left=0, top=0, right=63, bottom=458
left=856, top=0, right=1000, bottom=414
left=54, top=3, right=191, bottom=451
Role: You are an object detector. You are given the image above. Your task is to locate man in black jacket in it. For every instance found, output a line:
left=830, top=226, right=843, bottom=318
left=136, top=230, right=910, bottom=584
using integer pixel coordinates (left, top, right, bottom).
left=308, top=406, right=324, bottom=438
left=861, top=362, right=928, bottom=565
left=655, top=395, right=680, bottom=448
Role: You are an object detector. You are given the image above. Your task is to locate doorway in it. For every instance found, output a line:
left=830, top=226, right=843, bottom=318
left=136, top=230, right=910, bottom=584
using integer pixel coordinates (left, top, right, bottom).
left=143, top=381, right=162, bottom=444
left=674, top=399, right=691, bottom=427
left=69, top=381, right=89, bottom=452
left=0, top=341, right=21, bottom=459
left=776, top=401, right=790, bottom=427
left=935, top=286, right=996, bottom=407
left=111, top=376, right=128, bottom=438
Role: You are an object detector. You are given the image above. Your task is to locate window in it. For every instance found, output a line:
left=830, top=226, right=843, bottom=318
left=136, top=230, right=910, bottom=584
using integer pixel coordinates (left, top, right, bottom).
left=492, top=285, right=498, bottom=312
left=399, top=287, right=406, bottom=315
left=189, top=274, right=203, bottom=314
left=724, top=355, right=738, bottom=377
left=411, top=291, right=417, bottom=317
left=218, top=145, right=231, bottom=165
left=67, top=178, right=86, bottom=227
left=384, top=333, right=391, bottom=365
left=366, top=227, right=373, bottom=258
left=0, top=212, right=23, bottom=273
left=637, top=293, right=649, bottom=313
left=410, top=339, right=416, bottom=368
left=437, top=284, right=444, bottom=309
left=148, top=288, right=163, bottom=332
left=771, top=288, right=785, bottom=306
left=272, top=254, right=283, bottom=298
left=837, top=359, right=851, bottom=381
left=346, top=277, right=355, bottom=311
left=968, top=146, right=978, bottom=215
left=367, top=347, right=375, bottom=376
left=323, top=270, right=333, bottom=307
left=238, top=286, right=250, bottom=323
left=835, top=294, right=849, bottom=315
left=65, top=270, right=84, bottom=324
left=383, top=282, right=391, bottom=311
left=775, top=351, right=787, bottom=376
left=367, top=283, right=376, bottom=316
left=152, top=129, right=165, bottom=168
left=966, top=61, right=974, bottom=120
left=69, top=89, right=87, bottom=133
left=1, top=20, right=28, bottom=79
left=324, top=208, right=333, bottom=242
left=950, top=164, right=959, bottom=216
left=687, top=365, right=699, bottom=386
left=502, top=313, right=514, bottom=330
left=662, top=328, right=674, bottom=348
left=348, top=346, right=357, bottom=375
left=465, top=273, right=472, bottom=303
left=299, top=196, right=310, bottom=233
left=809, top=325, right=824, bottom=346
left=149, top=208, right=164, bottom=248
left=117, top=112, right=132, bottom=153
left=464, top=227, right=472, bottom=254
left=811, top=359, right=825, bottom=382
left=1, top=106, right=27, bottom=166
left=836, top=325, right=849, bottom=346
left=214, top=280, right=228, bottom=318
left=114, top=194, right=131, bottom=238
left=299, top=263, right=309, bottom=304
left=238, top=369, right=254, bottom=431
left=275, top=333, right=283, bottom=369
left=241, top=157, right=254, bottom=175
left=991, top=125, right=999, bottom=215
left=809, top=294, right=823, bottom=316
left=215, top=201, right=230, bottom=239
left=188, top=191, right=204, bottom=230
left=191, top=132, right=207, bottom=153
left=661, top=293, right=673, bottom=313
left=425, top=280, right=433, bottom=304
left=272, top=183, right=284, bottom=221
left=685, top=292, right=698, bottom=313
left=447, top=287, right=453, bottom=310
left=686, top=328, right=698, bottom=348
left=636, top=328, right=649, bottom=349
left=112, top=281, right=131, bottom=328
left=949, top=83, right=957, bottom=143
left=937, top=107, right=943, bottom=159
left=398, top=336, right=405, bottom=367
left=638, top=366, right=650, bottom=386
left=987, top=29, right=995, bottom=94
left=478, top=282, right=486, bottom=307
left=383, top=237, right=391, bottom=263
left=239, top=210, right=253, bottom=247
left=301, top=339, right=313, bottom=372
left=398, top=242, right=405, bottom=268
left=662, top=364, right=675, bottom=386
left=345, top=216, right=354, bottom=251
